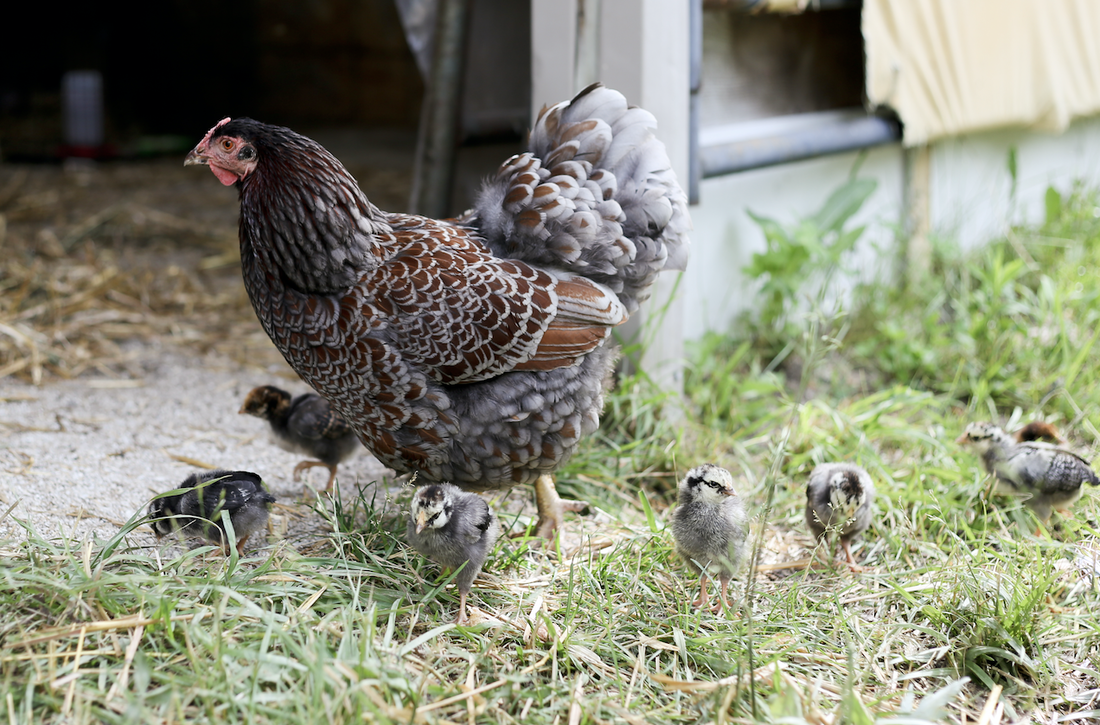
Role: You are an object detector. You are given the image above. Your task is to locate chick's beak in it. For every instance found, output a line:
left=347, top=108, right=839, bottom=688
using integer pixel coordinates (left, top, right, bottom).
left=184, top=144, right=209, bottom=167
left=723, top=489, right=736, bottom=497
left=415, top=510, right=429, bottom=534
left=954, top=434, right=968, bottom=445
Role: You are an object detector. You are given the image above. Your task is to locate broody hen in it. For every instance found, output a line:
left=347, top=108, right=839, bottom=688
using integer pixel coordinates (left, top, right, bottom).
left=186, top=84, right=689, bottom=537
left=957, top=421, right=1099, bottom=526
left=240, top=385, right=360, bottom=492
left=805, top=463, right=875, bottom=572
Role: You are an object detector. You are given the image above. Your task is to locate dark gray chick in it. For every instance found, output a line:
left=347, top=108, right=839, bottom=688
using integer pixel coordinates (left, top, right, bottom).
left=957, top=421, right=1099, bottom=526
left=240, top=385, right=360, bottom=492
left=671, top=464, right=748, bottom=612
left=805, top=463, right=875, bottom=572
left=148, top=470, right=276, bottom=555
left=407, top=483, right=500, bottom=625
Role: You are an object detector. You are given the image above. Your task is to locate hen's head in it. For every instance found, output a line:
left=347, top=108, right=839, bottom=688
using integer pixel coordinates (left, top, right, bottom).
left=185, top=117, right=267, bottom=186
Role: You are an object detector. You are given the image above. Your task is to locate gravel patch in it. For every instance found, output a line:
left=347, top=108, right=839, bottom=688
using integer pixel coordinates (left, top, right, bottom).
left=0, top=345, right=397, bottom=552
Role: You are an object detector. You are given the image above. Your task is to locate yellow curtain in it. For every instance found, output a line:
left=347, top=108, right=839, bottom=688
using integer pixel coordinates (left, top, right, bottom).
left=864, top=0, right=1100, bottom=145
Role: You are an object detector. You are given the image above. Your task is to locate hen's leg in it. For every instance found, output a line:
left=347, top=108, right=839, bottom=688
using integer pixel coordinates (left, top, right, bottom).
left=534, top=474, right=588, bottom=539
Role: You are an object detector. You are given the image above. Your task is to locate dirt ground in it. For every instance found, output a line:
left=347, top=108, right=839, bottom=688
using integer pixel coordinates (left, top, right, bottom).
left=0, top=152, right=413, bottom=552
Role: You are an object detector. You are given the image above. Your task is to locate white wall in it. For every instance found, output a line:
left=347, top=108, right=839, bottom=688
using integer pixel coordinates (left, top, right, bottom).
left=687, top=144, right=905, bottom=341
left=931, top=115, right=1100, bottom=251
left=686, top=114, right=1100, bottom=341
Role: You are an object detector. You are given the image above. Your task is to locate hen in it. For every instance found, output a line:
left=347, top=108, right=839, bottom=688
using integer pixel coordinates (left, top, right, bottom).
left=186, top=84, right=689, bottom=536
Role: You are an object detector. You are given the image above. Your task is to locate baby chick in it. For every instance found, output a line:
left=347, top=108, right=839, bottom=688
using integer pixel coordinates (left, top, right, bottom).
left=671, top=464, right=749, bottom=612
left=1014, top=421, right=1066, bottom=445
left=148, top=470, right=276, bottom=555
left=240, top=385, right=360, bottom=492
left=805, top=463, right=876, bottom=571
left=957, top=421, right=1099, bottom=525
left=407, top=483, right=500, bottom=625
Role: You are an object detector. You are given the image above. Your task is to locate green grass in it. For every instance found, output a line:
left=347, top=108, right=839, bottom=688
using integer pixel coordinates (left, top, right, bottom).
left=6, top=185, right=1100, bottom=723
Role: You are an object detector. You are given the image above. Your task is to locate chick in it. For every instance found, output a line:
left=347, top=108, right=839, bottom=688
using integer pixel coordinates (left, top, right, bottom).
left=671, top=464, right=749, bottom=612
left=407, top=483, right=500, bottom=625
left=240, top=385, right=360, bottom=492
left=805, top=463, right=876, bottom=572
left=148, top=470, right=276, bottom=555
left=957, top=421, right=1099, bottom=525
left=1014, top=421, right=1066, bottom=445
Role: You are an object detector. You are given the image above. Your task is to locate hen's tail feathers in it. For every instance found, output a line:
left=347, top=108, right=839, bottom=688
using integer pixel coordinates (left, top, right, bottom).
left=474, top=83, right=690, bottom=314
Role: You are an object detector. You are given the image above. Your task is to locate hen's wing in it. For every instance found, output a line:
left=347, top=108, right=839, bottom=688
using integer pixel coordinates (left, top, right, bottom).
left=289, top=394, right=353, bottom=441
left=368, top=216, right=627, bottom=385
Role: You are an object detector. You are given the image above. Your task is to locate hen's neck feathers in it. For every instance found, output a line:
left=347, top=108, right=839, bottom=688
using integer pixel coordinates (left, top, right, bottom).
left=238, top=126, right=392, bottom=295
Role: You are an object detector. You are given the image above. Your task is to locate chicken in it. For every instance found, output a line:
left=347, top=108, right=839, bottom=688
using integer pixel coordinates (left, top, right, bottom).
left=957, top=421, right=1099, bottom=526
left=407, top=483, right=500, bottom=625
left=805, top=463, right=875, bottom=572
left=185, top=84, right=689, bottom=538
left=148, top=470, right=276, bottom=556
left=239, top=384, right=360, bottom=492
left=670, top=464, right=748, bottom=612
left=1013, top=421, right=1066, bottom=445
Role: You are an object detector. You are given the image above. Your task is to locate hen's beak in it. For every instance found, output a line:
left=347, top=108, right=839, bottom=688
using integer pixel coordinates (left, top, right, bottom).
left=184, top=145, right=209, bottom=166
left=415, top=510, right=429, bottom=534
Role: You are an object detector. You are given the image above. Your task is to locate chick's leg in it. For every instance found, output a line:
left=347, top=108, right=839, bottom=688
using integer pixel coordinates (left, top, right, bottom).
left=712, top=577, right=731, bottom=613
left=293, top=460, right=338, bottom=491
left=842, top=540, right=864, bottom=573
left=235, top=534, right=251, bottom=557
left=534, top=474, right=588, bottom=539
left=455, top=591, right=469, bottom=626
left=692, top=574, right=710, bottom=609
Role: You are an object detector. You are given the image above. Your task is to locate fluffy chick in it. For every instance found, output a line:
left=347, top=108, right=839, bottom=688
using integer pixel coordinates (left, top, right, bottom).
left=407, top=483, right=500, bottom=625
left=1014, top=421, right=1066, bottom=445
left=148, top=470, right=276, bottom=555
left=957, top=421, right=1099, bottom=525
left=671, top=464, right=749, bottom=612
left=805, top=463, right=876, bottom=572
left=240, top=385, right=360, bottom=492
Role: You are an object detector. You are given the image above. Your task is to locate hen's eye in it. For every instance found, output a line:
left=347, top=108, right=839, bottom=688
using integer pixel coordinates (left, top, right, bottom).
left=221, top=139, right=235, bottom=151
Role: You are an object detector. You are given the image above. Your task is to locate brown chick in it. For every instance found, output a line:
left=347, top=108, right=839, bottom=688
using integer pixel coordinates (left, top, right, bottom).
left=239, top=385, right=360, bottom=492
left=1013, top=421, right=1067, bottom=445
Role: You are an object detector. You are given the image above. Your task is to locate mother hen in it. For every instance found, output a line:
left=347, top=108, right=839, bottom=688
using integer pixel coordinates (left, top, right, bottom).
left=186, top=84, right=689, bottom=537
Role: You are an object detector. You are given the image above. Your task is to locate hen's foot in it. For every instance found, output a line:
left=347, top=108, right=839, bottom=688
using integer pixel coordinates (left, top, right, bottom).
left=533, top=474, right=589, bottom=540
